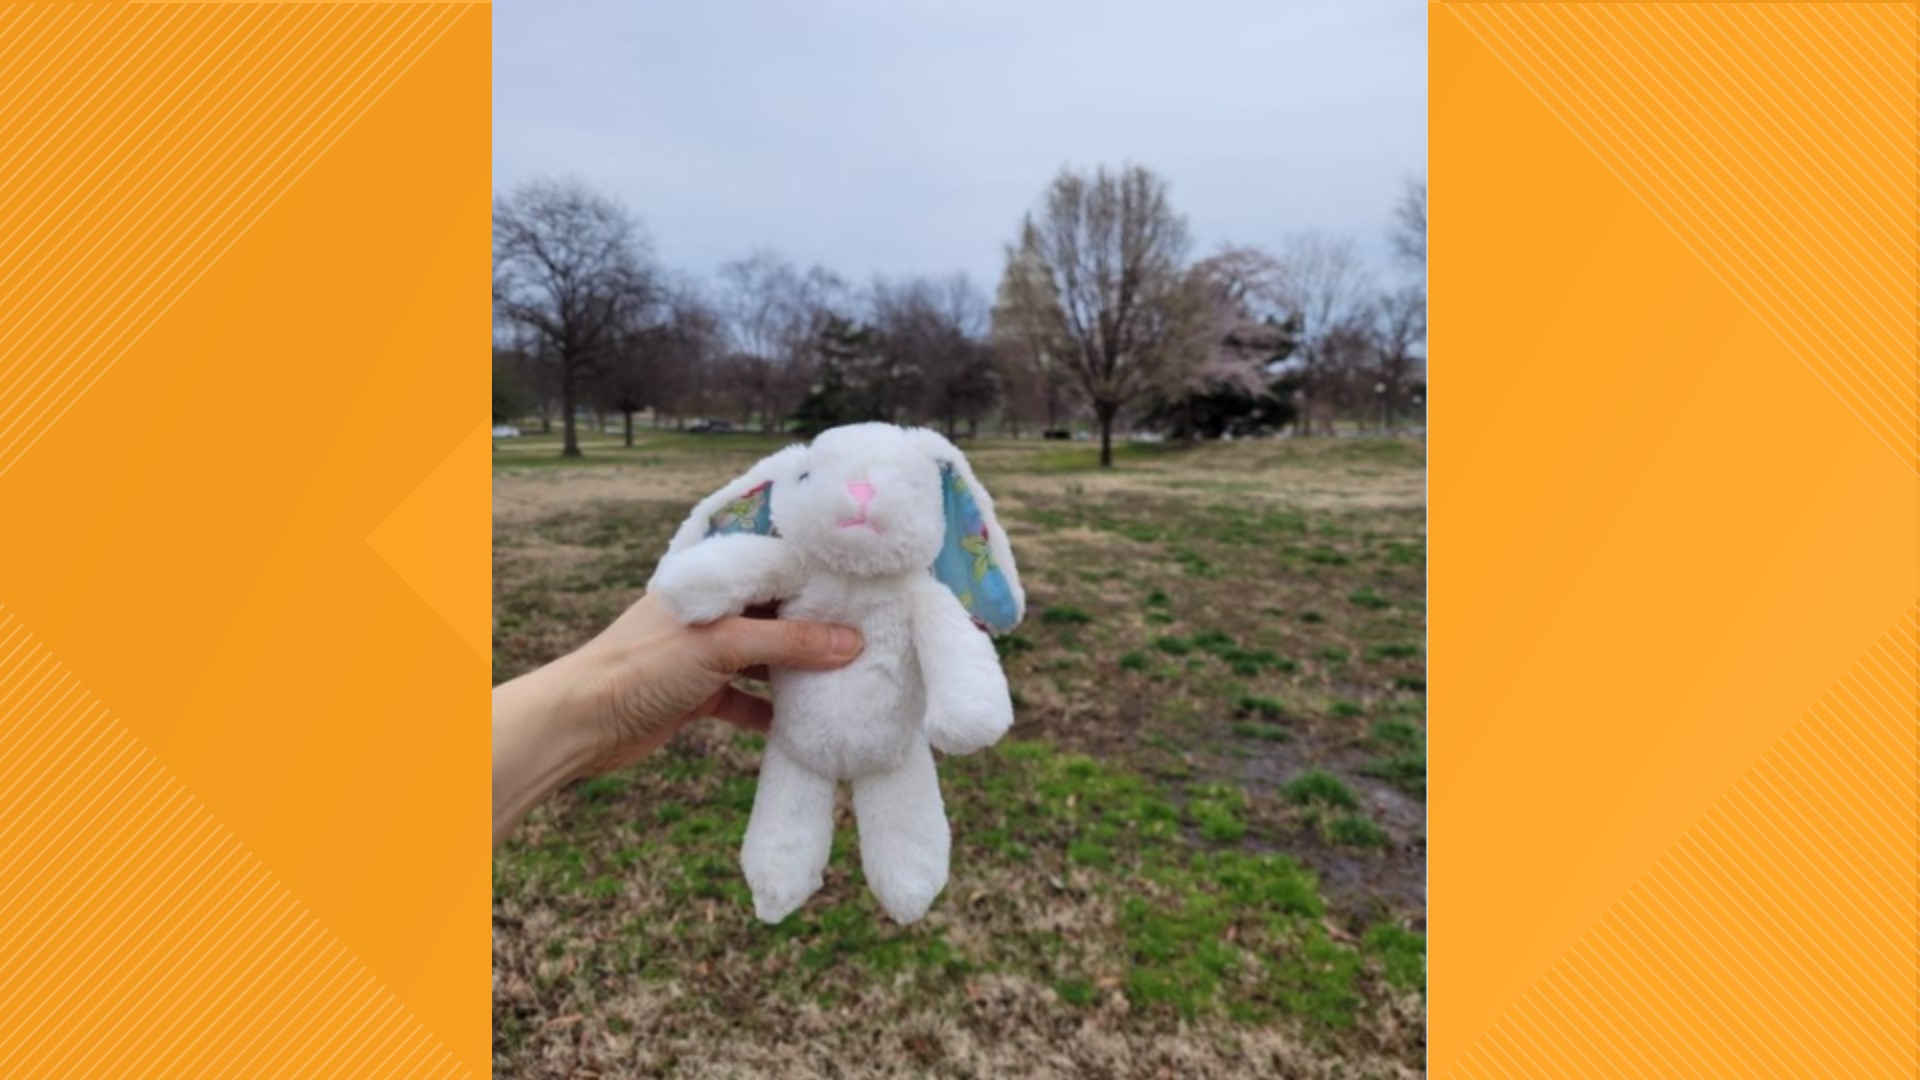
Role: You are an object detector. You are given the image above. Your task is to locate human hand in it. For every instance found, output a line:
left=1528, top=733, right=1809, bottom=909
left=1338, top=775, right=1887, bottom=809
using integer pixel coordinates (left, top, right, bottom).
left=492, top=592, right=862, bottom=849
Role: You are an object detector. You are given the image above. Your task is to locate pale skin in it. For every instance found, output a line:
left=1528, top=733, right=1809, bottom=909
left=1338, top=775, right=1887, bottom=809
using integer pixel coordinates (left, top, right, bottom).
left=491, top=592, right=863, bottom=851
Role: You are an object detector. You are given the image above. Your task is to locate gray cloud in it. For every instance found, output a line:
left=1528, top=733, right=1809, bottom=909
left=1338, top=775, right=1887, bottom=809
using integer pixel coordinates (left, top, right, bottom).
left=495, top=0, right=1426, bottom=288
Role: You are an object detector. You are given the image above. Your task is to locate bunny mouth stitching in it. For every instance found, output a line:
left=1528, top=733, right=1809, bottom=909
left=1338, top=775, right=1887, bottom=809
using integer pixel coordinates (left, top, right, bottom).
left=836, top=517, right=884, bottom=534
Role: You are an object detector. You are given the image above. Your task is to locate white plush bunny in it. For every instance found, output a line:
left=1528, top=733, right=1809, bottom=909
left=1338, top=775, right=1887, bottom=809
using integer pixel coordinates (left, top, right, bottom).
left=646, top=422, right=1025, bottom=925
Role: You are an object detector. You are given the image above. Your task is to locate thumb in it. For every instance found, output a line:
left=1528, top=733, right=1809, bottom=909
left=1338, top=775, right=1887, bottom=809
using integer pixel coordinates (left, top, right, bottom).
left=701, top=616, right=863, bottom=674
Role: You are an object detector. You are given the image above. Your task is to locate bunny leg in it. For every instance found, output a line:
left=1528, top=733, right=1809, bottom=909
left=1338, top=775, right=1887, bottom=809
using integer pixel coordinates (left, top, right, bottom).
left=850, top=741, right=950, bottom=924
left=740, top=742, right=835, bottom=924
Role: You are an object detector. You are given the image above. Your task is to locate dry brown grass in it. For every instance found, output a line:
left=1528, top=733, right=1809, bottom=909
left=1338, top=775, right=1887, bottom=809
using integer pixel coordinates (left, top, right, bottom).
left=493, top=432, right=1426, bottom=1078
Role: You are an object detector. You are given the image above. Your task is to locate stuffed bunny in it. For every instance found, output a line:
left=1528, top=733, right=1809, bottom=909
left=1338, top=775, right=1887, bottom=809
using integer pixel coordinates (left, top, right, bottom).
left=646, top=422, right=1024, bottom=925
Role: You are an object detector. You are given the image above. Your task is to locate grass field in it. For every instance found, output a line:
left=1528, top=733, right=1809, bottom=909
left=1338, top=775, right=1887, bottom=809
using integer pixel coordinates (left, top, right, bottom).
left=492, top=429, right=1427, bottom=1079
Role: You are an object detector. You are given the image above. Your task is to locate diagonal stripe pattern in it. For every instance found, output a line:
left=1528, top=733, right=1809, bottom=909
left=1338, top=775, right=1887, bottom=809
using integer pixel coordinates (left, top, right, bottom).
left=1446, top=607, right=1919, bottom=1078
left=0, top=2, right=467, bottom=480
left=0, top=606, right=473, bottom=1078
left=1445, top=2, right=1919, bottom=475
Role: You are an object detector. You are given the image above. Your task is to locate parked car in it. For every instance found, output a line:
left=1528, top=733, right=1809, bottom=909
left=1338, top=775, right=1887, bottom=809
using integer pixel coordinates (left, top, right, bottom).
left=688, top=418, right=735, bottom=434
left=492, top=424, right=521, bottom=438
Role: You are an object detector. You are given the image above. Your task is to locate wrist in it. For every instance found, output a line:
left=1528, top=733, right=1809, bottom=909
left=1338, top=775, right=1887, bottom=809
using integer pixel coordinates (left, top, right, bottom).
left=492, top=655, right=600, bottom=848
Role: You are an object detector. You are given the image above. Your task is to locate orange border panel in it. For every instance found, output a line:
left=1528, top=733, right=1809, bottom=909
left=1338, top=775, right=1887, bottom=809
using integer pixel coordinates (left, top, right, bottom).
left=0, top=4, right=489, bottom=1075
left=1434, top=4, right=1916, bottom=1077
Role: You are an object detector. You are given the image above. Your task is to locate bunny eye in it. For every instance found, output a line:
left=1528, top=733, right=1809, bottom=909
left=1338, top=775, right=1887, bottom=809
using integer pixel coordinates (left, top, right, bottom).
left=797, top=471, right=810, bottom=482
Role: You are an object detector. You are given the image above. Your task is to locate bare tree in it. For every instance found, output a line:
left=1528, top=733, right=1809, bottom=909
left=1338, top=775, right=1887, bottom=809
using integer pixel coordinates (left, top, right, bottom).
left=924, top=274, right=999, bottom=437
left=716, top=252, right=848, bottom=431
left=1369, top=285, right=1425, bottom=431
left=648, top=282, right=725, bottom=428
left=1383, top=178, right=1427, bottom=432
left=871, top=273, right=997, bottom=435
left=1003, top=164, right=1201, bottom=466
left=493, top=179, right=655, bottom=456
left=1280, top=232, right=1375, bottom=435
left=1390, top=176, right=1427, bottom=272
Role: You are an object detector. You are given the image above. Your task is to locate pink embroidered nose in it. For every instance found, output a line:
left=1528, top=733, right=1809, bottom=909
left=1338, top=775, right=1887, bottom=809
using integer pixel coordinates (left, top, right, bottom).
left=847, top=480, right=876, bottom=508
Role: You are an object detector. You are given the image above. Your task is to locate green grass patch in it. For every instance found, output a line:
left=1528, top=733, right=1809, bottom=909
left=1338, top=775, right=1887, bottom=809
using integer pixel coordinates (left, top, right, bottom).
left=1365, top=642, right=1422, bottom=662
left=1348, top=587, right=1390, bottom=610
left=1056, top=978, right=1099, bottom=1007
left=1236, top=694, right=1286, bottom=719
left=993, top=634, right=1036, bottom=660
left=1284, top=770, right=1360, bottom=810
left=1327, top=813, right=1388, bottom=848
left=1042, top=605, right=1094, bottom=626
left=1186, top=783, right=1250, bottom=843
left=1270, top=927, right=1364, bottom=1028
left=1365, top=924, right=1427, bottom=992
left=575, top=774, right=628, bottom=804
left=1360, top=752, right=1426, bottom=796
left=1370, top=718, right=1422, bottom=749
left=1190, top=628, right=1236, bottom=654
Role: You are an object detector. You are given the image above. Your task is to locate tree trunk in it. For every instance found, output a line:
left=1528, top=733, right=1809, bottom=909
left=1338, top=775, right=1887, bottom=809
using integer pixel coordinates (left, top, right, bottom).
left=1097, top=403, right=1117, bottom=468
left=623, top=410, right=634, bottom=448
left=560, top=369, right=582, bottom=457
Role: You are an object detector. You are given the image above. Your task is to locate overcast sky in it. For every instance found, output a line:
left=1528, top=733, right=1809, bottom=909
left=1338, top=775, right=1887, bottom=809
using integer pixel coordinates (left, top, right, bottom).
left=494, top=0, right=1426, bottom=293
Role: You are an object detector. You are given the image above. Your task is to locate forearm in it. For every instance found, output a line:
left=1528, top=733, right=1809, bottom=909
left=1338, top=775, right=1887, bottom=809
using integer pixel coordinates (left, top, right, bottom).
left=492, top=657, right=597, bottom=851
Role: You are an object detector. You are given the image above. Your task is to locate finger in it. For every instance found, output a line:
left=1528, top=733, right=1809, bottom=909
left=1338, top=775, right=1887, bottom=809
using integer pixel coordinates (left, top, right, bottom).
left=742, top=665, right=771, bottom=682
left=705, top=685, right=774, bottom=732
left=703, top=616, right=862, bottom=674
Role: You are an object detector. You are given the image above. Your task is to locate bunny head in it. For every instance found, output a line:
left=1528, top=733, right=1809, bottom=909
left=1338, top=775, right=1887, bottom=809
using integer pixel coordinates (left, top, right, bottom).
left=665, top=422, right=1025, bottom=632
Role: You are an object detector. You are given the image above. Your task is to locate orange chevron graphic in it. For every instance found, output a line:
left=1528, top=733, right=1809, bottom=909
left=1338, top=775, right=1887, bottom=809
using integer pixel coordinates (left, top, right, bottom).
left=1449, top=608, right=1917, bottom=1078
left=367, top=422, right=492, bottom=659
left=0, top=607, right=472, bottom=1078
left=0, top=3, right=489, bottom=1072
left=0, top=3, right=469, bottom=480
left=1445, top=2, right=1918, bottom=476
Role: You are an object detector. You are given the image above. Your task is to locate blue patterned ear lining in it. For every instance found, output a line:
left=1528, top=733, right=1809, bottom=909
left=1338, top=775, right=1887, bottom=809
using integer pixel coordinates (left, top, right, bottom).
left=929, top=463, right=1019, bottom=634
left=705, top=481, right=777, bottom=538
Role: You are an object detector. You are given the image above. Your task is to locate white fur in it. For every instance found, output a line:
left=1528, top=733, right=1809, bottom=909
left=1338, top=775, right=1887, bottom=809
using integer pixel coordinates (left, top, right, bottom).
left=646, top=423, right=1024, bottom=924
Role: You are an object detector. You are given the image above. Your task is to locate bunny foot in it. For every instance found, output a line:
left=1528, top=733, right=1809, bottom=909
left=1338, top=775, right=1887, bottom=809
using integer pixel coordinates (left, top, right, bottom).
left=852, top=741, right=951, bottom=924
left=740, top=744, right=835, bottom=924
left=745, top=865, right=821, bottom=925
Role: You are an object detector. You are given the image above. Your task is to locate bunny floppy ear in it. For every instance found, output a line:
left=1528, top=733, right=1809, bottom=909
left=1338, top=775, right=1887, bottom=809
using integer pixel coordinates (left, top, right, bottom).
left=664, top=444, right=808, bottom=556
left=908, top=429, right=1025, bottom=634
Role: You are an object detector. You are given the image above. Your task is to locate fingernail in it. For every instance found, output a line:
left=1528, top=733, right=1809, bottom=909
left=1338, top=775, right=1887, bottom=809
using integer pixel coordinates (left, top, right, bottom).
left=830, top=626, right=862, bottom=659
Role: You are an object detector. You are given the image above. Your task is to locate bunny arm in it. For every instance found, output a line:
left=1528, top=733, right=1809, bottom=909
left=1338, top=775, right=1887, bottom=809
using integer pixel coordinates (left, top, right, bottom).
left=910, top=575, right=1015, bottom=756
left=647, top=534, right=805, bottom=625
